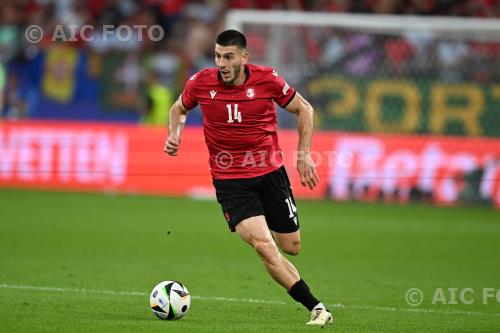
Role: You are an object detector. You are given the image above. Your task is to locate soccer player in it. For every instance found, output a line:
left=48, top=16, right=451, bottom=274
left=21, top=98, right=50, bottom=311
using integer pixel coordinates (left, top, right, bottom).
left=163, top=29, right=333, bottom=326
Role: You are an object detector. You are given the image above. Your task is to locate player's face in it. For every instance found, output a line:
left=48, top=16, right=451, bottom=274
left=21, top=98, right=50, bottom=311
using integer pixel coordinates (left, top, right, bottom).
left=215, top=44, right=248, bottom=85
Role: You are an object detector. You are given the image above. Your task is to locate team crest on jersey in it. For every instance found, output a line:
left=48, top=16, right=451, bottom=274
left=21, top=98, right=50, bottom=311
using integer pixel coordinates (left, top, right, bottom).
left=246, top=88, right=255, bottom=98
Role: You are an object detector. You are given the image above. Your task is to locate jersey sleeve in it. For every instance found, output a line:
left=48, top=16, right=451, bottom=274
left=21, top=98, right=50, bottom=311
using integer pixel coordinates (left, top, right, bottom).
left=271, top=70, right=296, bottom=108
left=181, top=74, right=199, bottom=109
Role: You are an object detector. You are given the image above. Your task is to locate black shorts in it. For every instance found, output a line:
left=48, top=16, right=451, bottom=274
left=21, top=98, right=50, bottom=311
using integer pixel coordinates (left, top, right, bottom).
left=213, top=166, right=299, bottom=233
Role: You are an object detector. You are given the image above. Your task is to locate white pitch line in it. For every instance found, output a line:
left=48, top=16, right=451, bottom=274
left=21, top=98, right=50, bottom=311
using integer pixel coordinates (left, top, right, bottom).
left=193, top=295, right=286, bottom=305
left=1, top=283, right=499, bottom=317
left=0, top=283, right=285, bottom=305
left=328, top=303, right=500, bottom=317
left=0, top=284, right=147, bottom=297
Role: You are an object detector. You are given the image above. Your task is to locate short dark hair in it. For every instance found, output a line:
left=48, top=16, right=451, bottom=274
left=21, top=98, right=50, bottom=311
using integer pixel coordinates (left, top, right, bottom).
left=216, top=29, right=246, bottom=49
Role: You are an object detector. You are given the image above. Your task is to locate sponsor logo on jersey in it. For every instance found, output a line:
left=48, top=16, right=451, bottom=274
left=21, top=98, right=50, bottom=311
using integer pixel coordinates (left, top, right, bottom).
left=272, top=69, right=278, bottom=77
left=246, top=88, right=255, bottom=98
left=210, top=90, right=217, bottom=99
left=282, top=83, right=289, bottom=95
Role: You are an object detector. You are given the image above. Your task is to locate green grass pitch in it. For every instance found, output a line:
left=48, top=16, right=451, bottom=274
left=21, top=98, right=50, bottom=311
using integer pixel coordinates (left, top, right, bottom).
left=0, top=188, right=499, bottom=332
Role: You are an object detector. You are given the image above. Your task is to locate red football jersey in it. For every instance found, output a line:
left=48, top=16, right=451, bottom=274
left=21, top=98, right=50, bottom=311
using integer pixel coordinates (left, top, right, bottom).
left=181, top=64, right=296, bottom=179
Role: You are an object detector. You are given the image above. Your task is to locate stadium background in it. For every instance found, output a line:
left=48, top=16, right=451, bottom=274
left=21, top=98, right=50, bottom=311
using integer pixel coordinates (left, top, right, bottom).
left=1, top=1, right=500, bottom=332
left=1, top=0, right=500, bottom=206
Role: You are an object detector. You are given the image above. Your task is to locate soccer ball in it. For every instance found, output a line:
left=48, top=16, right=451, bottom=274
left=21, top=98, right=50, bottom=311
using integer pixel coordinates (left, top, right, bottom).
left=150, top=280, right=191, bottom=320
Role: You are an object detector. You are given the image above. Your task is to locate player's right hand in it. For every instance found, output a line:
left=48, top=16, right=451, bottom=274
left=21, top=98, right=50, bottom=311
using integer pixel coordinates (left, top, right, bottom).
left=164, top=136, right=180, bottom=156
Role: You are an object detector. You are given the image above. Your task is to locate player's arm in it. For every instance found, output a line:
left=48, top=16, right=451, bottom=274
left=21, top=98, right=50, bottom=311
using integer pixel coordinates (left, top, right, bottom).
left=284, top=92, right=319, bottom=190
left=163, top=95, right=190, bottom=156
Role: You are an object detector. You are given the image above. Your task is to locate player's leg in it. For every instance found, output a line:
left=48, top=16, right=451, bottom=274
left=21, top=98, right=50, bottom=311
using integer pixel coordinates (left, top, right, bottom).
left=270, top=230, right=300, bottom=278
left=277, top=244, right=333, bottom=326
left=214, top=170, right=332, bottom=325
left=235, top=215, right=299, bottom=289
left=236, top=216, right=332, bottom=326
left=271, top=229, right=301, bottom=255
left=213, top=176, right=299, bottom=288
left=274, top=239, right=333, bottom=326
left=260, top=167, right=303, bottom=282
left=260, top=167, right=333, bottom=326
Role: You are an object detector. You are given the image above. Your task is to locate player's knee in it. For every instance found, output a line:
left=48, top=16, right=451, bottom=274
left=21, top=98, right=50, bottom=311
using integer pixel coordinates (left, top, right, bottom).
left=282, top=241, right=301, bottom=256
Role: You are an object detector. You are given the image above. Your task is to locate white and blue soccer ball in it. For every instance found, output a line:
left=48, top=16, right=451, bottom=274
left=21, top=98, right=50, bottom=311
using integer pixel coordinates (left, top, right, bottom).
left=150, top=280, right=191, bottom=320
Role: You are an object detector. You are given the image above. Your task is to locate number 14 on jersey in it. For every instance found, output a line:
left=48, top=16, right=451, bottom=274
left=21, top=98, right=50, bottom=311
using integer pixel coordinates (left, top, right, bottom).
left=227, top=104, right=242, bottom=123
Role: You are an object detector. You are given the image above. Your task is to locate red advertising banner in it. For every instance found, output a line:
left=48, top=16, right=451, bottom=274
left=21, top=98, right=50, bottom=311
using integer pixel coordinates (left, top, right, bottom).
left=0, top=121, right=211, bottom=196
left=323, top=133, right=500, bottom=207
left=1, top=121, right=499, bottom=208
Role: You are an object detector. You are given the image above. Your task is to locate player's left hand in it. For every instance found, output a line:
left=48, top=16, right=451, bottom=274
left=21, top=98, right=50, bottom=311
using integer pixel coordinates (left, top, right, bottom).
left=164, top=136, right=180, bottom=156
left=297, top=152, right=319, bottom=190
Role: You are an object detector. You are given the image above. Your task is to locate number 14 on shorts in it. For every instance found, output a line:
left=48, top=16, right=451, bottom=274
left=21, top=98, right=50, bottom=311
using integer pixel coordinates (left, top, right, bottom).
left=285, top=197, right=298, bottom=225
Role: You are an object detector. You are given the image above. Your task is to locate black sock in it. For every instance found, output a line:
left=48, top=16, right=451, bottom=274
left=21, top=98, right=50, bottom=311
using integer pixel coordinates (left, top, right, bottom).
left=287, top=279, right=320, bottom=311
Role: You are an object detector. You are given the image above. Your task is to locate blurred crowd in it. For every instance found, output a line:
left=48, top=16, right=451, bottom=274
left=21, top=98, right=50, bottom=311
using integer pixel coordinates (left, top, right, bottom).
left=0, top=0, right=499, bottom=123
left=310, top=0, right=500, bottom=16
